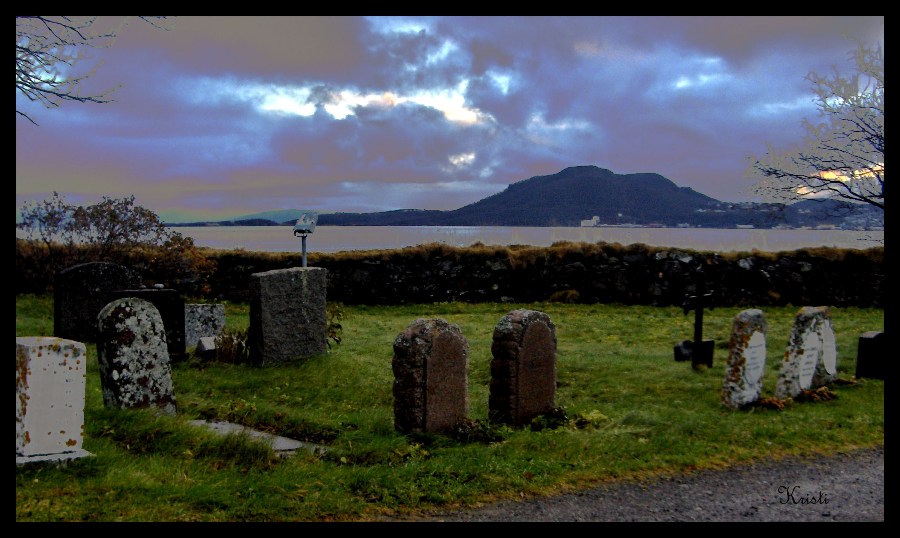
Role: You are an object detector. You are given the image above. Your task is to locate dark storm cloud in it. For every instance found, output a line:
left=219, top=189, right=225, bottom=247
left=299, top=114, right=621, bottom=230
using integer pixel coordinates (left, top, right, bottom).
left=16, top=15, right=883, bottom=221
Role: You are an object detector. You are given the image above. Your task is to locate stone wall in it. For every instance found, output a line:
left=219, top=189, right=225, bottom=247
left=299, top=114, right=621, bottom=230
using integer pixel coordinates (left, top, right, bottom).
left=206, top=243, right=884, bottom=308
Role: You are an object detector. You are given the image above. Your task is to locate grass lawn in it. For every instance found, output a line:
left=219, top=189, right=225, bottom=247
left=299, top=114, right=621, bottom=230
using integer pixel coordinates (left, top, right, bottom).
left=15, top=294, right=884, bottom=522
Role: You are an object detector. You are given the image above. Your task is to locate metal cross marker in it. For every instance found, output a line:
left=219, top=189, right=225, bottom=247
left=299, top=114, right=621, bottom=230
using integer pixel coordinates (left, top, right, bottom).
left=674, top=281, right=715, bottom=368
left=293, top=211, right=318, bottom=268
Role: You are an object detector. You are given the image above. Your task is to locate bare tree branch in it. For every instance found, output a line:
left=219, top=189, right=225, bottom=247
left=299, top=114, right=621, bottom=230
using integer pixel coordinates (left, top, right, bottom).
left=749, top=42, right=884, bottom=213
left=15, top=16, right=171, bottom=125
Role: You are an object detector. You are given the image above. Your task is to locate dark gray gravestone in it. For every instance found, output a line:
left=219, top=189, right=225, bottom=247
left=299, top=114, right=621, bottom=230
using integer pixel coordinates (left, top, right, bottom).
left=392, top=319, right=469, bottom=434
left=775, top=306, right=834, bottom=400
left=54, top=262, right=141, bottom=342
left=249, top=267, right=327, bottom=366
left=111, top=289, right=186, bottom=362
left=721, top=309, right=768, bottom=409
left=96, top=298, right=176, bottom=416
left=855, top=331, right=884, bottom=380
left=489, top=309, right=557, bottom=427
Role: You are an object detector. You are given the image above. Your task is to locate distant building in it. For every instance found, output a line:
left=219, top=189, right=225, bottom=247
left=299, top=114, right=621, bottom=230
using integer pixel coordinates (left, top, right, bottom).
left=580, top=216, right=600, bottom=227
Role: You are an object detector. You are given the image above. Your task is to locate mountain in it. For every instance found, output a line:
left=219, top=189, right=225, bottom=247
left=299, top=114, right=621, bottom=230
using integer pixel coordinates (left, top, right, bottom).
left=169, top=166, right=883, bottom=229
left=320, top=166, right=727, bottom=227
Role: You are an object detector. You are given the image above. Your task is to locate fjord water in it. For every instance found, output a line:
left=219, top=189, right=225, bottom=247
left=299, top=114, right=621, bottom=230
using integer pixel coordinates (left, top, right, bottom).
left=170, top=225, right=884, bottom=254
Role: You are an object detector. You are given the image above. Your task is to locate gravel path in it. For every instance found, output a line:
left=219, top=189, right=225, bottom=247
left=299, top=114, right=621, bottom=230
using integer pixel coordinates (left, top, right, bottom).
left=382, top=446, right=884, bottom=522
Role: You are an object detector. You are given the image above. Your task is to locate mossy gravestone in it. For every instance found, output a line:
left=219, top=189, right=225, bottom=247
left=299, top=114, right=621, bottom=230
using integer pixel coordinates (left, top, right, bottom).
left=721, top=309, right=768, bottom=409
left=489, top=309, right=557, bottom=427
left=96, top=297, right=176, bottom=416
left=392, top=319, right=469, bottom=434
left=775, top=306, right=837, bottom=400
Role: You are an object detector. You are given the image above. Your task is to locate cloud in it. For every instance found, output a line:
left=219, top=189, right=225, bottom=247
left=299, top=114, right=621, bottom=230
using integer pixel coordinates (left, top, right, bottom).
left=16, top=16, right=884, bottom=219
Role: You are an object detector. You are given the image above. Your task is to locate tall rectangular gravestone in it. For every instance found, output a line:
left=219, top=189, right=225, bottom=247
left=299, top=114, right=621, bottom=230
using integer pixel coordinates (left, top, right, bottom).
left=16, top=337, right=93, bottom=466
left=54, top=262, right=141, bottom=342
left=185, top=303, right=226, bottom=349
left=392, top=319, right=469, bottom=434
left=721, top=309, right=768, bottom=409
left=775, top=306, right=837, bottom=400
left=249, top=267, right=327, bottom=366
left=97, top=298, right=176, bottom=416
left=489, top=310, right=557, bottom=427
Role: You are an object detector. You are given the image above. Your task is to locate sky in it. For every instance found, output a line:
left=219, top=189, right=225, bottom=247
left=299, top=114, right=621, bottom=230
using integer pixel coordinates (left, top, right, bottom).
left=16, top=16, right=885, bottom=223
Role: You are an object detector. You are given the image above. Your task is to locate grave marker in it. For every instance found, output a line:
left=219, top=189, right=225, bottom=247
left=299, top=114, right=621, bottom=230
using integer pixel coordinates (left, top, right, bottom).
left=721, top=309, right=768, bottom=409
left=392, top=319, right=469, bottom=434
left=775, top=306, right=835, bottom=400
left=489, top=309, right=557, bottom=427
left=249, top=267, right=327, bottom=365
left=96, top=297, right=177, bottom=416
left=16, top=337, right=93, bottom=465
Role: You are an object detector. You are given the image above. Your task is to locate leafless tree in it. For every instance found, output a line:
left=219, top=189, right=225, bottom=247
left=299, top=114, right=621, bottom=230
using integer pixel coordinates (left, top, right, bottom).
left=16, top=16, right=170, bottom=125
left=750, top=42, right=884, bottom=213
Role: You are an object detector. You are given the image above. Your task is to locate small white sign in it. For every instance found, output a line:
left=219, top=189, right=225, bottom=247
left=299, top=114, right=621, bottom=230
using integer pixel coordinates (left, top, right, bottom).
left=742, top=331, right=767, bottom=386
left=821, top=321, right=837, bottom=375
left=798, top=330, right=820, bottom=389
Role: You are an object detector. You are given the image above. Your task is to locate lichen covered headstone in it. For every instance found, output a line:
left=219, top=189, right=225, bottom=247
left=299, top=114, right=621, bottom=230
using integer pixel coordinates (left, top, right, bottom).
left=392, top=318, right=469, bottom=434
left=721, top=309, right=768, bottom=409
left=489, top=309, right=557, bottom=427
left=775, top=306, right=836, bottom=400
left=96, top=297, right=176, bottom=415
left=112, top=288, right=186, bottom=362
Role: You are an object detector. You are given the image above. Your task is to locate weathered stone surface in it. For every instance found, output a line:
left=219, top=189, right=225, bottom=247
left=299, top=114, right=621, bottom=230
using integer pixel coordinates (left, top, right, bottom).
left=185, top=303, right=226, bottom=349
left=249, top=267, right=327, bottom=366
left=392, top=318, right=469, bottom=434
left=489, top=309, right=557, bottom=427
left=196, top=336, right=217, bottom=359
left=54, top=262, right=141, bottom=342
left=812, top=317, right=839, bottom=387
left=16, top=337, right=92, bottom=462
left=856, top=331, right=885, bottom=380
left=96, top=298, right=176, bottom=415
left=775, top=306, right=835, bottom=400
left=721, top=309, right=768, bottom=409
left=111, top=289, right=186, bottom=362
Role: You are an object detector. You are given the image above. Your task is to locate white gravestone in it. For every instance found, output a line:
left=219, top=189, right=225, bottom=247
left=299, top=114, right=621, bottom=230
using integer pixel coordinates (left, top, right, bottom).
left=722, top=309, right=768, bottom=409
left=775, top=306, right=834, bottom=399
left=16, top=336, right=94, bottom=465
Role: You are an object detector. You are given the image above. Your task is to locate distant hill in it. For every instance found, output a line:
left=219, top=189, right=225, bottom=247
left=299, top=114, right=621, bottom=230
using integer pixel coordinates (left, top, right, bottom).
left=169, top=166, right=883, bottom=229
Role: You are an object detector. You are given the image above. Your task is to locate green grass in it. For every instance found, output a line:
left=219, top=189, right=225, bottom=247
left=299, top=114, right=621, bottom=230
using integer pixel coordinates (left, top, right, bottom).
left=16, top=294, right=884, bottom=522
